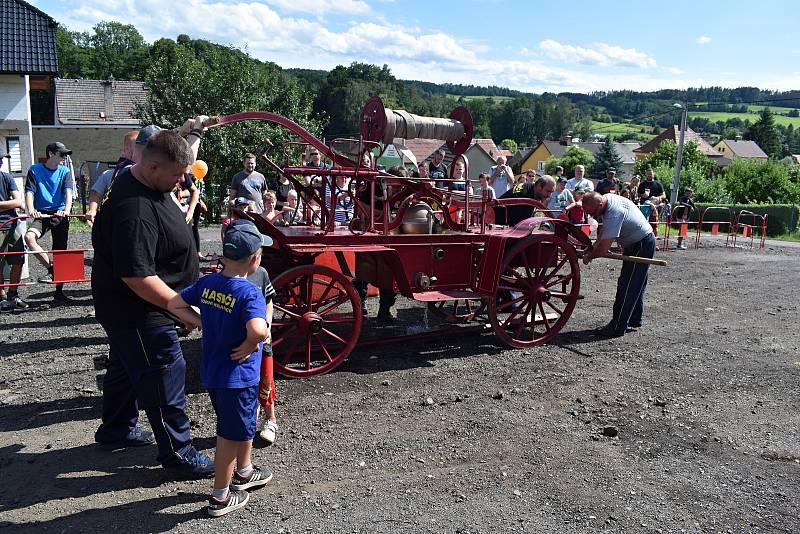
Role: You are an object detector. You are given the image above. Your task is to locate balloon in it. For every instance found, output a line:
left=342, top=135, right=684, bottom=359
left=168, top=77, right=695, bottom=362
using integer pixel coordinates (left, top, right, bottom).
left=191, top=159, right=208, bottom=179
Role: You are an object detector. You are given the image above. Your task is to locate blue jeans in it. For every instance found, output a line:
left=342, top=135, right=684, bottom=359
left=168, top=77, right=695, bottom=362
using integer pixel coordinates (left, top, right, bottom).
left=609, top=233, right=656, bottom=334
left=95, top=324, right=194, bottom=464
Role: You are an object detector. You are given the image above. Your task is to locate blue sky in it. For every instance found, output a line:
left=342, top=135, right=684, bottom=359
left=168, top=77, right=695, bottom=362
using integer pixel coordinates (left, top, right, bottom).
left=33, top=0, right=800, bottom=93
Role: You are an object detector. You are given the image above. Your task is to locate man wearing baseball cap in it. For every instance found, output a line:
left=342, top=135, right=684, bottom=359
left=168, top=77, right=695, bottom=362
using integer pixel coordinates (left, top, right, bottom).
left=24, top=141, right=75, bottom=301
left=85, top=125, right=163, bottom=226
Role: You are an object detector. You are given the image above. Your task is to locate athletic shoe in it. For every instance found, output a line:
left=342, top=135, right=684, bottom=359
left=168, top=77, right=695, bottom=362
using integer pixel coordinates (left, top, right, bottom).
left=677, top=245, right=687, bottom=250
left=12, top=295, right=29, bottom=309
left=0, top=299, right=12, bottom=313
left=208, top=489, right=250, bottom=517
left=98, top=426, right=156, bottom=451
left=231, top=465, right=273, bottom=491
left=259, top=420, right=278, bottom=445
left=163, top=448, right=215, bottom=479
left=38, top=271, right=54, bottom=283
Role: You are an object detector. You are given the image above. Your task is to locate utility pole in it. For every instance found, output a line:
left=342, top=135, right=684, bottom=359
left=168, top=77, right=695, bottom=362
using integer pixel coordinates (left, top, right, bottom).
left=671, top=103, right=688, bottom=206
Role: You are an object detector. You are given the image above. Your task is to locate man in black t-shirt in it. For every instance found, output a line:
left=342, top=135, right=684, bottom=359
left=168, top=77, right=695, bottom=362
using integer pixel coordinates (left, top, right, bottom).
left=428, top=149, right=448, bottom=188
left=493, top=176, right=555, bottom=225
left=637, top=167, right=666, bottom=205
left=92, top=124, right=214, bottom=480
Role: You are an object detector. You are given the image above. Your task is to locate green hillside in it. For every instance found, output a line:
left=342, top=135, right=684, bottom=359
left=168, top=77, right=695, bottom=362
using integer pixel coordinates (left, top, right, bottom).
left=688, top=111, right=800, bottom=128
left=590, top=121, right=656, bottom=140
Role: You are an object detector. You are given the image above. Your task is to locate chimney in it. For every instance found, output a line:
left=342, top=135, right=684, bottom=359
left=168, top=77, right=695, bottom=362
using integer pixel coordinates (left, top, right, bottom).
left=102, top=75, right=115, bottom=120
left=562, top=135, right=573, bottom=146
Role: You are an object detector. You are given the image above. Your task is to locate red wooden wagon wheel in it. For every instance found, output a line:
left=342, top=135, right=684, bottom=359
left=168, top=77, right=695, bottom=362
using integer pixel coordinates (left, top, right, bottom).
left=427, top=299, right=487, bottom=323
left=271, top=265, right=363, bottom=377
left=489, top=234, right=580, bottom=347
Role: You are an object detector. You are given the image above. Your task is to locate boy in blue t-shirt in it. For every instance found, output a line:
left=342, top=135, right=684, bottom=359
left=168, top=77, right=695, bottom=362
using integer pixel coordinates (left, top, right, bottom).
left=168, top=219, right=274, bottom=517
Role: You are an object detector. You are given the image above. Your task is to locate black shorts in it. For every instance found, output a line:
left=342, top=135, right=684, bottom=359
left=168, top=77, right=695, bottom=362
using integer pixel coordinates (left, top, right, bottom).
left=27, top=215, right=69, bottom=251
left=0, top=228, right=24, bottom=266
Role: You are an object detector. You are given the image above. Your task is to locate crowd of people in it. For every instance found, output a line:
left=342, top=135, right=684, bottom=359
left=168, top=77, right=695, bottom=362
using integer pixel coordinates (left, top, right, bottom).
left=0, top=129, right=694, bottom=517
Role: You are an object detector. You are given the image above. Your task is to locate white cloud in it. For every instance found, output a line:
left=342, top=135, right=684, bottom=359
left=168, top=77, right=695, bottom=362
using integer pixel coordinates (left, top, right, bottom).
left=53, top=0, right=797, bottom=94
left=696, top=36, right=712, bottom=45
left=538, top=39, right=656, bottom=69
left=264, top=0, right=371, bottom=15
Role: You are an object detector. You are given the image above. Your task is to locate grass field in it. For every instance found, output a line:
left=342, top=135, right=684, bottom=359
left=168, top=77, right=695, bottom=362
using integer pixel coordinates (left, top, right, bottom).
left=687, top=110, right=800, bottom=127
left=447, top=94, right=516, bottom=102
left=590, top=121, right=656, bottom=139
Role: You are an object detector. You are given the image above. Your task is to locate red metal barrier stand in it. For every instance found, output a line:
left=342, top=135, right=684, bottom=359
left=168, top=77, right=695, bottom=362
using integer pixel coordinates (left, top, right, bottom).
left=697, top=206, right=734, bottom=249
left=733, top=210, right=766, bottom=251
left=664, top=204, right=701, bottom=251
left=0, top=214, right=92, bottom=289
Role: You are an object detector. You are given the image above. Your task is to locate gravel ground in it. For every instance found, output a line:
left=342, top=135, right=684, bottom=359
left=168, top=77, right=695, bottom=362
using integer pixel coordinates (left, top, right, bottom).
left=1, top=227, right=798, bottom=533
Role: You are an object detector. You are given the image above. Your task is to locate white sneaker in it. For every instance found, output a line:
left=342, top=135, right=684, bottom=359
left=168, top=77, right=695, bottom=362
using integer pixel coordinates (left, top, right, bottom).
left=259, top=420, right=278, bottom=445
left=677, top=244, right=687, bottom=250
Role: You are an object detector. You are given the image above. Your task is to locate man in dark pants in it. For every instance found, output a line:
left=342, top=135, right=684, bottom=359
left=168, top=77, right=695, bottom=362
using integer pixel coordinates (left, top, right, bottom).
left=24, top=142, right=74, bottom=301
left=92, top=121, right=214, bottom=479
left=582, top=191, right=655, bottom=338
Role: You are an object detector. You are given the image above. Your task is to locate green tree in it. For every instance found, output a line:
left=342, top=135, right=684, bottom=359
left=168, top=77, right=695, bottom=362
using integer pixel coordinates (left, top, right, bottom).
left=500, top=139, right=518, bottom=153
left=56, top=22, right=150, bottom=80
left=634, top=140, right=716, bottom=199
left=543, top=145, right=593, bottom=178
left=88, top=22, right=150, bottom=79
left=55, top=26, right=93, bottom=78
left=138, top=37, right=317, bottom=222
left=548, top=97, right=576, bottom=140
left=745, top=108, right=780, bottom=158
left=531, top=100, right=550, bottom=144
left=575, top=114, right=593, bottom=141
left=314, top=63, right=405, bottom=137
left=723, top=158, right=799, bottom=204
left=589, top=137, right=624, bottom=179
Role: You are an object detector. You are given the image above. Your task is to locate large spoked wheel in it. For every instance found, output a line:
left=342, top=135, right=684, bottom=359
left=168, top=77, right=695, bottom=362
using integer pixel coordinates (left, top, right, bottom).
left=489, top=234, right=580, bottom=347
left=427, top=299, right=488, bottom=324
left=271, top=265, right=362, bottom=377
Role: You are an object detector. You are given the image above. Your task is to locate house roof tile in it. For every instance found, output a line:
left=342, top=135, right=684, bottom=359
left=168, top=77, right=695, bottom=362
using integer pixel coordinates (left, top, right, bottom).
left=720, top=139, right=768, bottom=158
left=55, top=78, right=148, bottom=125
left=0, top=0, right=58, bottom=74
left=634, top=125, right=720, bottom=157
left=540, top=140, right=640, bottom=163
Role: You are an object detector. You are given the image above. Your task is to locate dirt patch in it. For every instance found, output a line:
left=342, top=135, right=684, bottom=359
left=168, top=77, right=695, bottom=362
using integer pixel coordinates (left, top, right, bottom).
left=1, top=228, right=798, bottom=533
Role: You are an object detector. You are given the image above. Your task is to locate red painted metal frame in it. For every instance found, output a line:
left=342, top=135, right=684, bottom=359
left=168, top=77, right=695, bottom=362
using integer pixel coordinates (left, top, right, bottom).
left=0, top=215, right=92, bottom=288
left=733, top=210, right=767, bottom=250
left=208, top=105, right=589, bottom=376
left=697, top=206, right=734, bottom=248
left=663, top=204, right=701, bottom=251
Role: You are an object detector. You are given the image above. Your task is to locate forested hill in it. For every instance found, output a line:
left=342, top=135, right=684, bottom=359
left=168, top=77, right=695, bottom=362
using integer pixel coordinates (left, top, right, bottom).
left=51, top=22, right=800, bottom=158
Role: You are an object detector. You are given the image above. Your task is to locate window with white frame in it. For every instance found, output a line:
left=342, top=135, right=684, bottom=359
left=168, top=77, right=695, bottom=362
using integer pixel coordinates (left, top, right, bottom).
left=6, top=137, right=22, bottom=173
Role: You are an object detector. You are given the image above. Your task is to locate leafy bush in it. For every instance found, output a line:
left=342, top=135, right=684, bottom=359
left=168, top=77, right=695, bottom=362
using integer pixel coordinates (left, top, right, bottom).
left=722, top=158, right=800, bottom=204
left=692, top=203, right=799, bottom=236
left=543, top=146, right=594, bottom=178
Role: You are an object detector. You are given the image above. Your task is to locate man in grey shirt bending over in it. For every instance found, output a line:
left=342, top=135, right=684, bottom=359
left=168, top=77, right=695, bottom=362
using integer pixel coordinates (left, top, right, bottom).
left=582, top=191, right=655, bottom=338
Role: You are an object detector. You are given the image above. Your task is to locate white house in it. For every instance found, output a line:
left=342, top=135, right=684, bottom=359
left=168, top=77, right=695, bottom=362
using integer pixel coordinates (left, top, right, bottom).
left=0, top=0, right=58, bottom=177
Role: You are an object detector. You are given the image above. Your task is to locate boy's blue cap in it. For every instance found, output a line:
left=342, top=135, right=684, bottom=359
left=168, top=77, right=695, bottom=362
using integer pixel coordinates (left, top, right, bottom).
left=223, top=220, right=272, bottom=260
